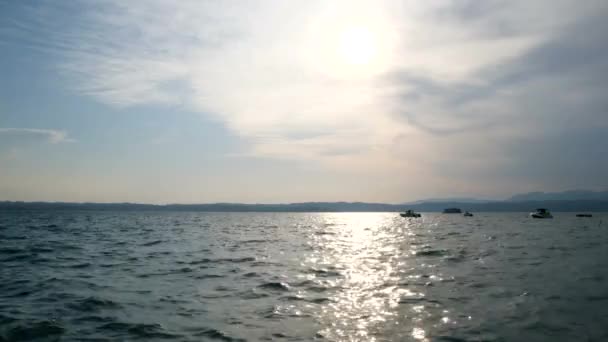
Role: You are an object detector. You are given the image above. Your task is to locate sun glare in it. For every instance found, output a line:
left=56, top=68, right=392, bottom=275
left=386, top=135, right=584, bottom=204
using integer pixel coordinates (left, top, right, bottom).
left=339, top=26, right=377, bottom=66
left=300, top=3, right=396, bottom=79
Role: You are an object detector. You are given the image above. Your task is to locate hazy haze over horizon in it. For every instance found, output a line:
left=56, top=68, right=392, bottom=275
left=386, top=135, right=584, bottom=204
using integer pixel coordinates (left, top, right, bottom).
left=1, top=0, right=607, bottom=203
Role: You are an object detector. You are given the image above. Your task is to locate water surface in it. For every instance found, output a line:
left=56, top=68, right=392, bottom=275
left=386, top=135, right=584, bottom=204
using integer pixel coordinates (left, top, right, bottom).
left=1, top=211, right=607, bottom=341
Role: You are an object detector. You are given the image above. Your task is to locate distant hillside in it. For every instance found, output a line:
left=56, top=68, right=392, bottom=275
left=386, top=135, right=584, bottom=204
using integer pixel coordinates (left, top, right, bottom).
left=404, top=197, right=498, bottom=205
left=403, top=200, right=608, bottom=212
left=1, top=199, right=607, bottom=212
left=508, top=190, right=608, bottom=202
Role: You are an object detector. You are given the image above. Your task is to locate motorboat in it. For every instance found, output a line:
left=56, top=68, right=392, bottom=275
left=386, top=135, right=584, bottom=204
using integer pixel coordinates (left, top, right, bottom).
left=576, top=213, right=592, bottom=217
left=443, top=208, right=462, bottom=214
left=400, top=210, right=421, bottom=218
left=463, top=211, right=473, bottom=217
left=530, top=208, right=553, bottom=218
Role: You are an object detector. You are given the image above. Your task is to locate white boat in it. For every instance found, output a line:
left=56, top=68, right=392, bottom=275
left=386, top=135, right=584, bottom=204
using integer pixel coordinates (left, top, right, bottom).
left=530, top=208, right=553, bottom=218
left=463, top=211, right=473, bottom=217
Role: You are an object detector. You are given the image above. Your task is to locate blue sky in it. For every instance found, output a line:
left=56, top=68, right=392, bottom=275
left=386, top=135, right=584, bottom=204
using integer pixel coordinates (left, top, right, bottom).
left=1, top=0, right=607, bottom=203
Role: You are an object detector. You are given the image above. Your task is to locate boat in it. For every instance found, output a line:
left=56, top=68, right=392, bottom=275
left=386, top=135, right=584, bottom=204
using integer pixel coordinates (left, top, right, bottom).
left=443, top=208, right=462, bottom=214
left=576, top=213, right=592, bottom=217
left=400, top=210, right=421, bottom=218
left=530, top=208, right=553, bottom=219
left=463, top=211, right=473, bottom=217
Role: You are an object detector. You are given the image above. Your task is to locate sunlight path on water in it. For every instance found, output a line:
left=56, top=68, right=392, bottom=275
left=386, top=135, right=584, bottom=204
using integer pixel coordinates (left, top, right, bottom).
left=303, top=213, right=434, bottom=341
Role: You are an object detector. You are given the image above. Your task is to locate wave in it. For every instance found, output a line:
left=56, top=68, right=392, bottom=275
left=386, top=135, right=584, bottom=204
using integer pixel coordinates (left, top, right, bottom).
left=291, top=280, right=333, bottom=293
left=257, top=282, right=290, bottom=291
left=30, top=247, right=54, bottom=253
left=189, top=257, right=256, bottom=265
left=281, top=295, right=331, bottom=304
left=0, top=234, right=27, bottom=240
left=191, top=328, right=246, bottom=341
left=140, top=240, right=164, bottom=246
left=238, top=290, right=270, bottom=300
left=0, top=247, right=24, bottom=254
left=3, top=320, right=65, bottom=341
left=1, top=254, right=30, bottom=262
left=398, top=297, right=442, bottom=305
left=65, top=262, right=92, bottom=269
left=238, top=239, right=269, bottom=244
left=306, top=267, right=342, bottom=277
left=414, top=249, right=448, bottom=257
left=195, top=274, right=225, bottom=279
left=98, top=322, right=182, bottom=339
left=314, top=231, right=335, bottom=236
left=68, top=297, right=121, bottom=312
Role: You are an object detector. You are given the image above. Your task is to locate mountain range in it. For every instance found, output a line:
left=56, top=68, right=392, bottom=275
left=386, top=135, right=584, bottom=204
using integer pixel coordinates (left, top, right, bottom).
left=1, top=190, right=607, bottom=212
left=506, top=190, right=608, bottom=202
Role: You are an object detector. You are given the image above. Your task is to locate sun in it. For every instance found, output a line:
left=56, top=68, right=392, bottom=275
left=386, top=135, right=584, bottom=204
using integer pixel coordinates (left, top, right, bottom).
left=301, top=4, right=396, bottom=79
left=338, top=26, right=378, bottom=66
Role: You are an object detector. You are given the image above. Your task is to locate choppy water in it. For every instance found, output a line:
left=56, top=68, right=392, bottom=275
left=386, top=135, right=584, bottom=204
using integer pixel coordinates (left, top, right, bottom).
left=1, top=211, right=607, bottom=341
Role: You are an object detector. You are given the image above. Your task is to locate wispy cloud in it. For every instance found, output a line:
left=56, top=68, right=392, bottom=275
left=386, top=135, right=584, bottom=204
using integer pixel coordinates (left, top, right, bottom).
left=48, top=1, right=540, bottom=152
left=0, top=128, right=75, bottom=143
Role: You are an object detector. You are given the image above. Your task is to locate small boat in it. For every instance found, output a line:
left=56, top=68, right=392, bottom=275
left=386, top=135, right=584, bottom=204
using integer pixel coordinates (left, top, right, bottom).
left=530, top=208, right=553, bottom=219
left=463, top=211, right=473, bottom=217
left=443, top=208, right=462, bottom=214
left=576, top=214, right=592, bottom=217
left=400, top=210, right=421, bottom=218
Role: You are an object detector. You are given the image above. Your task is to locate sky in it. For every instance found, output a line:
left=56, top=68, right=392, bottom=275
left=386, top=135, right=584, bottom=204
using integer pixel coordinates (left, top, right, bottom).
left=1, top=0, right=607, bottom=204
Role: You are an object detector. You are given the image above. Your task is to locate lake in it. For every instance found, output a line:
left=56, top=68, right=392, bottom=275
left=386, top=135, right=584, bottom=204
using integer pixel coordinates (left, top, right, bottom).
left=1, top=211, right=607, bottom=341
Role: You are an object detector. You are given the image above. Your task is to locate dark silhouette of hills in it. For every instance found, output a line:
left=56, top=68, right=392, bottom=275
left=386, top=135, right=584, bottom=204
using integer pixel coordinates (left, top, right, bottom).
left=507, top=190, right=608, bottom=202
left=1, top=197, right=608, bottom=212
left=404, top=197, right=498, bottom=204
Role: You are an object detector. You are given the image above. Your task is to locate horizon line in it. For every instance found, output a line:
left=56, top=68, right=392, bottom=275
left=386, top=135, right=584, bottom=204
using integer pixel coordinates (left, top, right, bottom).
left=2, top=198, right=608, bottom=207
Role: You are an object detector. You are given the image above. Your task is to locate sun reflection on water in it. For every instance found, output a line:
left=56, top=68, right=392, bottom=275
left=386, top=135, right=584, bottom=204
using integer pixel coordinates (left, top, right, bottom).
left=302, top=212, right=430, bottom=341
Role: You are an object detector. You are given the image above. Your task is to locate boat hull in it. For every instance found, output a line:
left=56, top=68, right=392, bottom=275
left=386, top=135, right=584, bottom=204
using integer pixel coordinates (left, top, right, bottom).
left=400, top=213, right=421, bottom=218
left=530, top=213, right=553, bottom=219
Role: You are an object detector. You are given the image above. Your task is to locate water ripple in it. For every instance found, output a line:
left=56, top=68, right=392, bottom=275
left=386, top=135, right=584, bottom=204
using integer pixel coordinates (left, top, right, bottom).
left=0, top=211, right=606, bottom=341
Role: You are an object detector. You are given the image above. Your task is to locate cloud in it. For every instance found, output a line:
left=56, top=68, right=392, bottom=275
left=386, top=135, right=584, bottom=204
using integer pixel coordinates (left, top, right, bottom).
left=40, top=1, right=407, bottom=161
left=4, top=0, right=607, bottom=197
left=48, top=2, right=538, bottom=149
left=0, top=128, right=75, bottom=143
left=387, top=17, right=608, bottom=191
